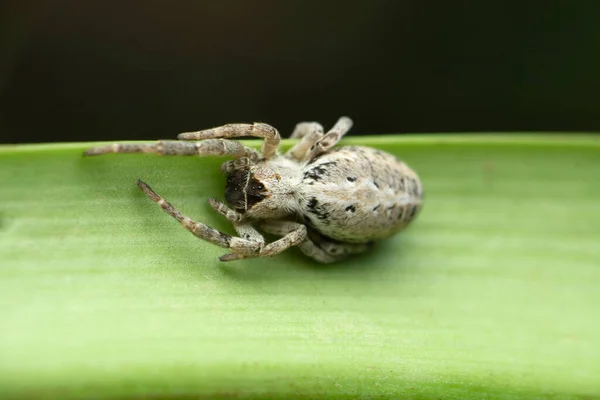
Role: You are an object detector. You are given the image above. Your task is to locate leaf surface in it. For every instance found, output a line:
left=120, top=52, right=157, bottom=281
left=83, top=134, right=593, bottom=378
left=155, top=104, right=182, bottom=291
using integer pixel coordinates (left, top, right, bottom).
left=1, top=135, right=599, bottom=399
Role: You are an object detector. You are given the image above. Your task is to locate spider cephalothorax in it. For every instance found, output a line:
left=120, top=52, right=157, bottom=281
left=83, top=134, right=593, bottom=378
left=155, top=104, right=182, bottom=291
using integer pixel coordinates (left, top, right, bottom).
left=84, top=117, right=423, bottom=263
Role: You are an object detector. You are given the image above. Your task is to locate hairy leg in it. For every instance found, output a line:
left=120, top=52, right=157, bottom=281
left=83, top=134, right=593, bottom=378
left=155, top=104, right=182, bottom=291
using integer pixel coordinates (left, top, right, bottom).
left=219, top=157, right=255, bottom=174
left=305, top=116, right=353, bottom=161
left=137, top=180, right=264, bottom=259
left=220, top=223, right=307, bottom=262
left=208, top=198, right=268, bottom=247
left=208, top=198, right=243, bottom=223
left=138, top=181, right=305, bottom=262
left=286, top=122, right=325, bottom=162
left=259, top=220, right=368, bottom=263
left=84, top=139, right=259, bottom=159
left=178, top=122, right=280, bottom=159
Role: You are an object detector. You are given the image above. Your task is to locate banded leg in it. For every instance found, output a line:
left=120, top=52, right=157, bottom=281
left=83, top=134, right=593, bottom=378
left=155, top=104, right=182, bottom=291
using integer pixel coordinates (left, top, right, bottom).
left=313, top=232, right=372, bottom=258
left=219, top=156, right=253, bottom=174
left=260, top=221, right=337, bottom=263
left=137, top=180, right=265, bottom=260
left=305, top=116, right=353, bottom=161
left=84, top=139, right=259, bottom=159
left=260, top=220, right=371, bottom=263
left=219, top=222, right=307, bottom=262
left=286, top=122, right=325, bottom=162
left=178, top=122, right=281, bottom=159
left=208, top=199, right=266, bottom=246
left=208, top=198, right=243, bottom=223
left=290, top=121, right=324, bottom=139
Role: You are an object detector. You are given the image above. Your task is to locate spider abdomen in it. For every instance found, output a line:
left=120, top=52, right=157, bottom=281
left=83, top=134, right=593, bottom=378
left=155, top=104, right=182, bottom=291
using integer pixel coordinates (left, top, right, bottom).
left=298, top=146, right=423, bottom=243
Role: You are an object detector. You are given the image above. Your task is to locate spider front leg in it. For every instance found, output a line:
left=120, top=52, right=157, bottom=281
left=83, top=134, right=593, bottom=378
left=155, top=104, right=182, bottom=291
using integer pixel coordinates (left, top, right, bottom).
left=84, top=139, right=259, bottom=160
left=178, top=122, right=281, bottom=159
left=138, top=180, right=264, bottom=260
left=208, top=198, right=243, bottom=223
left=139, top=181, right=304, bottom=261
left=208, top=200, right=308, bottom=261
left=208, top=198, right=303, bottom=262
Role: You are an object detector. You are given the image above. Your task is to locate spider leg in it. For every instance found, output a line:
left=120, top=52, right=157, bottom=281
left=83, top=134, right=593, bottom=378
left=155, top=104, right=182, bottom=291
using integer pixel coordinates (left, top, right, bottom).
left=137, top=180, right=263, bottom=257
left=84, top=139, right=259, bottom=159
left=260, top=220, right=370, bottom=263
left=219, top=157, right=254, bottom=174
left=290, top=121, right=324, bottom=139
left=219, top=223, right=307, bottom=262
left=286, top=122, right=325, bottom=161
left=178, top=122, right=280, bottom=159
left=208, top=197, right=276, bottom=252
left=305, top=116, right=353, bottom=161
left=139, top=181, right=304, bottom=262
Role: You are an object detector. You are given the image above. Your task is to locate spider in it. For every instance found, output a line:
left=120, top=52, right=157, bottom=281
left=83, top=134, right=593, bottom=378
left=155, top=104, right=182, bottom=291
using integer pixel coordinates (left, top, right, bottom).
left=84, top=116, right=423, bottom=263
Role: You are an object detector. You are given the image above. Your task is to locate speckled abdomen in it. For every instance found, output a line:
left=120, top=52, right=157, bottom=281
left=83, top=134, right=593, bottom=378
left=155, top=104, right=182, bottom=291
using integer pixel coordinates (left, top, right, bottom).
left=297, top=146, right=423, bottom=243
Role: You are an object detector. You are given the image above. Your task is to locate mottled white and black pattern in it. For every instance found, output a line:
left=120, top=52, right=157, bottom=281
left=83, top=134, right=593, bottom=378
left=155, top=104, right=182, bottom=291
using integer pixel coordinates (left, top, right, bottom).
left=84, top=117, right=423, bottom=263
left=298, top=146, right=422, bottom=243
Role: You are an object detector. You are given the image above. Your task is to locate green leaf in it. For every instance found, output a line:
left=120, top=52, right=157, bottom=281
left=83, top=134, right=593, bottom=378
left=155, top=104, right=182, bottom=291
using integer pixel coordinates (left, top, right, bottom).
left=1, top=135, right=599, bottom=399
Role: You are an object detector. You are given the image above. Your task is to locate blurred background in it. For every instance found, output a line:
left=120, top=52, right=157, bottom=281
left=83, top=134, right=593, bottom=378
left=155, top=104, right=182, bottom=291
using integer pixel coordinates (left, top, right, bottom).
left=1, top=1, right=599, bottom=144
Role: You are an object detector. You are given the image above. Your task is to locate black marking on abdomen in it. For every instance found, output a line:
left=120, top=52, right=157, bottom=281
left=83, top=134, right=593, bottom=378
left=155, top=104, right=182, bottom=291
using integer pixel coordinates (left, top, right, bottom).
left=302, top=161, right=336, bottom=182
left=397, top=206, right=405, bottom=220
left=306, top=196, right=330, bottom=221
left=408, top=204, right=419, bottom=219
left=396, top=177, right=405, bottom=191
left=408, top=177, right=420, bottom=197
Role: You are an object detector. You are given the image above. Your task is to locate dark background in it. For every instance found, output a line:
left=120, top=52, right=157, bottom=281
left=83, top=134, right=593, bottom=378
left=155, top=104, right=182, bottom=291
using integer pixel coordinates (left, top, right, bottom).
left=1, top=1, right=599, bottom=144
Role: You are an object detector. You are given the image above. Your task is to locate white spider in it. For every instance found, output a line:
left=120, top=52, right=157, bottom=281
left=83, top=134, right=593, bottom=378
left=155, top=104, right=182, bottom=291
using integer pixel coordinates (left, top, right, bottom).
left=84, top=116, right=423, bottom=263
